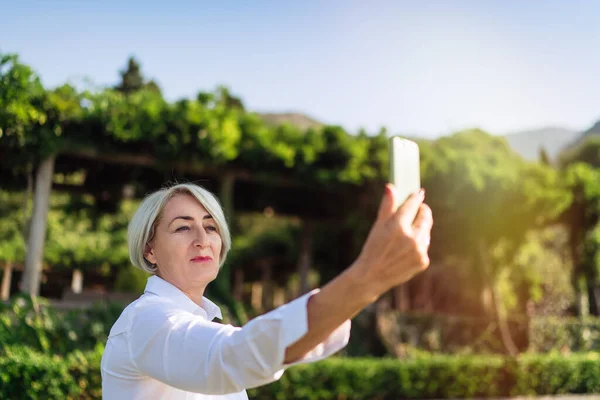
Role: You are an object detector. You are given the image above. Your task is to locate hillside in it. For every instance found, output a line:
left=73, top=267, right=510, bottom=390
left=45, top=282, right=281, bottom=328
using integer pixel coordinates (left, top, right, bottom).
left=503, top=127, right=578, bottom=162
left=258, top=112, right=324, bottom=131
left=565, top=120, right=600, bottom=150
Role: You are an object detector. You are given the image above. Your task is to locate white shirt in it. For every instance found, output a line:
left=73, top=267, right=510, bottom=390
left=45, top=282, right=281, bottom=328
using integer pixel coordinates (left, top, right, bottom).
left=101, top=276, right=351, bottom=399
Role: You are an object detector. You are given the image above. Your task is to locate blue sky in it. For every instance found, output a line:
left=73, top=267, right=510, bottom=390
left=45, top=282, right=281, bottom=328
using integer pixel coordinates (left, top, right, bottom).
left=3, top=0, right=600, bottom=137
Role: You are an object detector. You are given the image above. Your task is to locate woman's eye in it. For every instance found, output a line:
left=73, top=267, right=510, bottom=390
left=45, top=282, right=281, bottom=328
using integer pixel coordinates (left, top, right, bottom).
left=205, top=225, right=218, bottom=232
left=175, top=226, right=190, bottom=232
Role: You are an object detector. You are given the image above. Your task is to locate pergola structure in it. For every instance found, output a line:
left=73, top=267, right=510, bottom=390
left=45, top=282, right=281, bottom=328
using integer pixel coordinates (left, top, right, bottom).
left=2, top=147, right=368, bottom=311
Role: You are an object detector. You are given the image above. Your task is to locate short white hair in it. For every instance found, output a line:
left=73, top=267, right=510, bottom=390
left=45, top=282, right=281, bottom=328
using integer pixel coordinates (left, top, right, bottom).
left=128, top=183, right=231, bottom=273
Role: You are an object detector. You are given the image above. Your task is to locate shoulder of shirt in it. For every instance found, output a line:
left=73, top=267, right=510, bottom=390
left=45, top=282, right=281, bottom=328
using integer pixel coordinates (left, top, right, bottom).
left=108, top=292, right=192, bottom=337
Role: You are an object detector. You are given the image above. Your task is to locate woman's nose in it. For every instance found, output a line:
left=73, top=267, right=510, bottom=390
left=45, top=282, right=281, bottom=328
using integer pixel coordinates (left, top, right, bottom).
left=193, top=228, right=210, bottom=248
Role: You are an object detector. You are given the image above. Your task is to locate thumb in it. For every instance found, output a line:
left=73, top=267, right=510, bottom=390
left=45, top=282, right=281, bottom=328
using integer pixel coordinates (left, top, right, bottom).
left=377, top=184, right=398, bottom=221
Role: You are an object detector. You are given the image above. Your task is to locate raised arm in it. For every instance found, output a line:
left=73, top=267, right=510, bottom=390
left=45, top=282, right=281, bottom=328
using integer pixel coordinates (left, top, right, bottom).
left=284, top=184, right=433, bottom=363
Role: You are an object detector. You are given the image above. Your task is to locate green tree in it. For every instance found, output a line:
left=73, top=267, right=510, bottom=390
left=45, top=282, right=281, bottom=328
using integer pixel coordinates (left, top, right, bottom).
left=114, top=57, right=145, bottom=94
left=557, top=137, right=600, bottom=316
left=0, top=53, right=47, bottom=166
left=558, top=163, right=600, bottom=315
left=539, top=147, right=552, bottom=166
left=559, top=136, right=600, bottom=168
left=215, top=86, right=244, bottom=110
left=423, top=130, right=569, bottom=354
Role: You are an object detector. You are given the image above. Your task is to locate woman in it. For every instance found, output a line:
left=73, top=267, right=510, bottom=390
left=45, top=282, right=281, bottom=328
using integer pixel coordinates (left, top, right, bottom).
left=101, top=182, right=433, bottom=399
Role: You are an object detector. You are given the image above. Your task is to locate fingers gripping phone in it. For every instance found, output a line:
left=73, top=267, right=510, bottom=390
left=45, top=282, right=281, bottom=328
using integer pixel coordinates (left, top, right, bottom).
left=389, top=136, right=421, bottom=205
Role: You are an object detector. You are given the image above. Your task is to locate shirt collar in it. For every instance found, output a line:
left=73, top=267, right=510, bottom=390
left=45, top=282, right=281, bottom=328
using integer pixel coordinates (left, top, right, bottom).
left=144, top=275, right=223, bottom=321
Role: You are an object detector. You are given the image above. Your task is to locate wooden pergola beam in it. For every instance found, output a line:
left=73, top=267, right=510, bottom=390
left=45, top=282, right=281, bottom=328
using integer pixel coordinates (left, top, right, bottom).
left=62, top=149, right=308, bottom=189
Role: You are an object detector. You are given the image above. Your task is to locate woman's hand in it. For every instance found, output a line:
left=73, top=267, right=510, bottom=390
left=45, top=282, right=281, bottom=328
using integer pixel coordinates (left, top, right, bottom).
left=351, top=184, right=433, bottom=299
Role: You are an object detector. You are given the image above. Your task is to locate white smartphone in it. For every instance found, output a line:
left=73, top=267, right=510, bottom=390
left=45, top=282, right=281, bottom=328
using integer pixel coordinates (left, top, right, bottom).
left=389, top=136, right=421, bottom=205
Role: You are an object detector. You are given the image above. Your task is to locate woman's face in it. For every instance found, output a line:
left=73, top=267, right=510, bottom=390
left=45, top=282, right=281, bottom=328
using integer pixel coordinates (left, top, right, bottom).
left=144, top=194, right=222, bottom=291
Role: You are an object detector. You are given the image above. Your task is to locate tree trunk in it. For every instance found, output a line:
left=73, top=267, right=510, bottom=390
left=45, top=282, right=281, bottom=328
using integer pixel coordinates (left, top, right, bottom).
left=421, top=272, right=433, bottom=312
left=71, top=269, right=83, bottom=294
left=261, top=261, right=272, bottom=310
left=1, top=263, right=13, bottom=301
left=220, top=172, right=235, bottom=227
left=490, top=283, right=519, bottom=356
left=273, top=287, right=285, bottom=307
left=393, top=284, right=410, bottom=311
left=297, top=221, right=313, bottom=295
left=478, top=238, right=519, bottom=356
left=21, top=163, right=34, bottom=242
left=571, top=274, right=584, bottom=316
left=251, top=282, right=263, bottom=311
left=233, top=269, right=244, bottom=302
left=212, top=173, right=236, bottom=298
left=411, top=272, right=433, bottom=312
left=588, top=284, right=600, bottom=316
left=568, top=194, right=586, bottom=316
left=21, top=155, right=56, bottom=296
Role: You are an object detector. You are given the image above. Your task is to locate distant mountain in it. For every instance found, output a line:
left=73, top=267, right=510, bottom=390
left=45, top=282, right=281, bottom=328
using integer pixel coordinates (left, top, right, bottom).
left=503, top=127, right=578, bottom=162
left=258, top=112, right=324, bottom=131
left=566, top=120, right=600, bottom=150
left=580, top=120, right=600, bottom=137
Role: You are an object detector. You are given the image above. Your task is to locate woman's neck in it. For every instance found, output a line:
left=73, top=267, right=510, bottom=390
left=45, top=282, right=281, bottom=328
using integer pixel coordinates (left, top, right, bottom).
left=156, top=271, right=206, bottom=306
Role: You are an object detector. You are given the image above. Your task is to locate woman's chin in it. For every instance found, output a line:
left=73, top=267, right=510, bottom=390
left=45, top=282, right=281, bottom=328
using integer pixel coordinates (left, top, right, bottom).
left=187, top=264, right=219, bottom=282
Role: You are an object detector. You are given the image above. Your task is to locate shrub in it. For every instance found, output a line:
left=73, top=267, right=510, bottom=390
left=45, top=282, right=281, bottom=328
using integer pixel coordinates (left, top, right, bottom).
left=0, top=345, right=103, bottom=399
left=3, top=348, right=600, bottom=399
left=0, top=294, right=124, bottom=355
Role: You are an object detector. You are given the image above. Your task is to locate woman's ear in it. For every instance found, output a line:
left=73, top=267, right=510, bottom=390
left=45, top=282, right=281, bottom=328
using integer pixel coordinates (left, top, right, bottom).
left=144, top=242, right=157, bottom=265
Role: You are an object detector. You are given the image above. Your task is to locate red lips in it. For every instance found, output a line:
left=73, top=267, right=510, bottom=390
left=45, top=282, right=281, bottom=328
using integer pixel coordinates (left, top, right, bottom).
left=191, top=256, right=212, bottom=262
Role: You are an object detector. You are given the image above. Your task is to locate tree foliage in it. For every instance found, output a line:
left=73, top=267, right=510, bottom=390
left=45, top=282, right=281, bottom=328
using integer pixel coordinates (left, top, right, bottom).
left=2, top=51, right=598, bottom=331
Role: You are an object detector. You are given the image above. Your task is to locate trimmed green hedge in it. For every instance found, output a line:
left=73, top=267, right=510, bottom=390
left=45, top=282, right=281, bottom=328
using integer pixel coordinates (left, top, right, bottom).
left=0, top=345, right=103, bottom=399
left=249, top=356, right=510, bottom=400
left=513, top=352, right=600, bottom=396
left=2, top=347, right=600, bottom=399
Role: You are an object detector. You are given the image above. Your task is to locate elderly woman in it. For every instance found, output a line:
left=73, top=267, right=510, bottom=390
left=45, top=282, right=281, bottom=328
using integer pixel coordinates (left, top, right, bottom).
left=101, top=182, right=432, bottom=399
